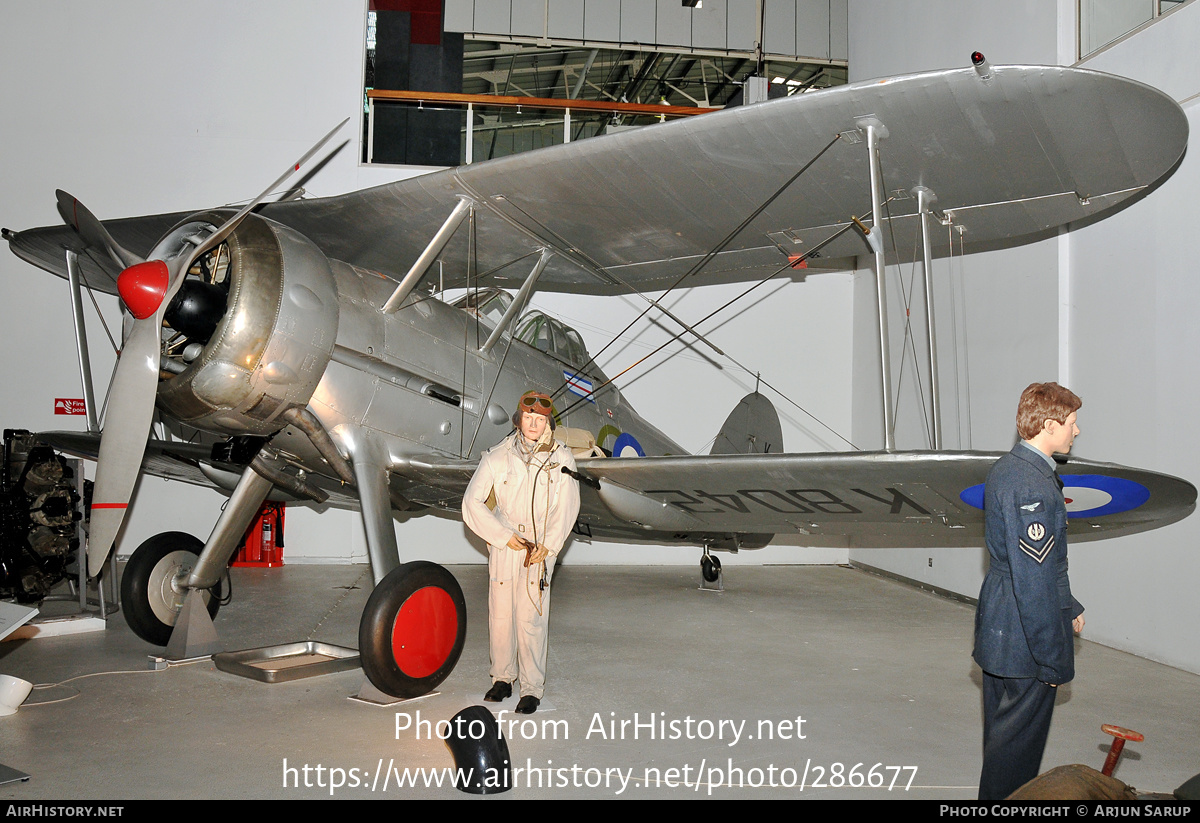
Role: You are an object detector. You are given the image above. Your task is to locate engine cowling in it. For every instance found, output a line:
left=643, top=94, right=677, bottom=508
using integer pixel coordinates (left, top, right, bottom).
left=154, top=211, right=339, bottom=436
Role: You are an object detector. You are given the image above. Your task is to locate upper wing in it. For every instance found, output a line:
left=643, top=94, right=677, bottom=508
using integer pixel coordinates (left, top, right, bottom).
left=7, top=65, right=1186, bottom=296
left=8, top=210, right=191, bottom=296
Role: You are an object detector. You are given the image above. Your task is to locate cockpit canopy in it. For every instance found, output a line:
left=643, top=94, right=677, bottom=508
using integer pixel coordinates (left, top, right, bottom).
left=450, top=288, right=595, bottom=372
left=449, top=287, right=619, bottom=408
left=513, top=310, right=590, bottom=367
left=450, top=287, right=513, bottom=329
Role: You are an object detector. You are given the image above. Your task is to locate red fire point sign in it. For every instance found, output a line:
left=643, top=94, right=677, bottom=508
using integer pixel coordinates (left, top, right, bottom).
left=54, top=398, right=87, bottom=415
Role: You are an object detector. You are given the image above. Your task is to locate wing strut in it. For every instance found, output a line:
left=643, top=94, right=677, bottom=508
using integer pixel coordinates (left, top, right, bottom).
left=382, top=198, right=473, bottom=313
left=914, top=186, right=943, bottom=449
left=858, top=117, right=895, bottom=451
left=479, top=247, right=552, bottom=355
left=65, top=250, right=99, bottom=433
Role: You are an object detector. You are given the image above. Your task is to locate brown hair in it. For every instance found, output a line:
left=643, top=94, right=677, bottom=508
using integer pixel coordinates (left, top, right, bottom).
left=1016, top=382, right=1082, bottom=441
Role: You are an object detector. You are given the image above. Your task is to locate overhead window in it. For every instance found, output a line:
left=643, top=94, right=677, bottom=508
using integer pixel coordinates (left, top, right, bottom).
left=1079, top=0, right=1185, bottom=58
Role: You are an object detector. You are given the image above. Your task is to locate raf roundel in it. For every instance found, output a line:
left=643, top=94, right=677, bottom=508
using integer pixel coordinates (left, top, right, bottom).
left=960, top=475, right=1151, bottom=518
left=611, top=432, right=646, bottom=457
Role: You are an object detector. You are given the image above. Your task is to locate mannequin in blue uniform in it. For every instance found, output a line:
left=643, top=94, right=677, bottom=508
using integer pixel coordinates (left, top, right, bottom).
left=974, top=382, right=1086, bottom=801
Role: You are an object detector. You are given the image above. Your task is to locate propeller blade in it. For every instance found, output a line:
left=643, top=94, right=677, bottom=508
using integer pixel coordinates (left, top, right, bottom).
left=86, top=308, right=164, bottom=574
left=56, top=190, right=143, bottom=269
left=179, top=118, right=349, bottom=276
left=82, top=119, right=347, bottom=574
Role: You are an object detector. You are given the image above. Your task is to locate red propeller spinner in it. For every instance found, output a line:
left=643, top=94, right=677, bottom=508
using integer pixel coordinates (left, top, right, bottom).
left=116, top=260, right=170, bottom=319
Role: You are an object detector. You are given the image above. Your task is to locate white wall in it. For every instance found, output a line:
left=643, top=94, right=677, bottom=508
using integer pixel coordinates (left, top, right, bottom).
left=848, top=0, right=1058, bottom=81
left=0, top=0, right=855, bottom=572
left=845, top=0, right=1200, bottom=672
left=1061, top=0, right=1200, bottom=672
left=0, top=0, right=418, bottom=567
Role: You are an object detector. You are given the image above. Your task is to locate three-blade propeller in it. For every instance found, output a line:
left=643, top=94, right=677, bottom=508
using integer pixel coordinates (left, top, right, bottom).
left=76, top=119, right=348, bottom=576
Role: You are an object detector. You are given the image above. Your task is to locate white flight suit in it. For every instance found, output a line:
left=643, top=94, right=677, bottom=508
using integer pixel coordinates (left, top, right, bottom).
left=463, top=431, right=581, bottom=699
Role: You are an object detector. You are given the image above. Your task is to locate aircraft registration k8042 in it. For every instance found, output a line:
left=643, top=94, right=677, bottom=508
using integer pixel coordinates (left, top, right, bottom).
left=5, top=58, right=1195, bottom=698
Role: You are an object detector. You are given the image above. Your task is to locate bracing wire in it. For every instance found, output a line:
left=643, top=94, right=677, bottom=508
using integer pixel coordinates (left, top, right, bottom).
left=879, top=167, right=932, bottom=449
left=76, top=256, right=119, bottom=354
left=550, top=206, right=890, bottom=450
left=546, top=133, right=844, bottom=408
left=944, top=222, right=973, bottom=449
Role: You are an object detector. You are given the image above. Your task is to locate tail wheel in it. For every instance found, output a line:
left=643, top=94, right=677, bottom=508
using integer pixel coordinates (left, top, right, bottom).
left=359, top=561, right=467, bottom=698
left=120, top=532, right=221, bottom=646
left=701, top=553, right=721, bottom=583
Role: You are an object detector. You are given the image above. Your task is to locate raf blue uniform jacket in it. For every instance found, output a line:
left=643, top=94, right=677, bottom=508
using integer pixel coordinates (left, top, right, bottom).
left=973, top=443, right=1084, bottom=684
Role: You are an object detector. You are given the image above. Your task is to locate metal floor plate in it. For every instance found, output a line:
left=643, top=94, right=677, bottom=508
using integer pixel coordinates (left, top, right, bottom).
left=213, top=641, right=359, bottom=683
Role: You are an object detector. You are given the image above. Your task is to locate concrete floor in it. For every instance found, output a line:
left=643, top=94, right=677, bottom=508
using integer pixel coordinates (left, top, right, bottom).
left=0, top=563, right=1196, bottom=800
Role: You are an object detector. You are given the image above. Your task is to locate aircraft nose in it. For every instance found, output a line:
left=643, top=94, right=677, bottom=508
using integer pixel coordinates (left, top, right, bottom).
left=116, top=260, right=169, bottom=319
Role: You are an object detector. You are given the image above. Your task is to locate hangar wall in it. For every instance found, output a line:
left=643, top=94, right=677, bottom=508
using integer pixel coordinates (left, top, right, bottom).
left=845, top=0, right=1200, bottom=673
left=1056, top=1, right=1200, bottom=673
left=0, top=0, right=855, bottom=570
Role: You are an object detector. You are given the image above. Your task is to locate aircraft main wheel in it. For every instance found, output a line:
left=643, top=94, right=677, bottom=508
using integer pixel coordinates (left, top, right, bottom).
left=359, top=561, right=467, bottom=698
left=120, top=532, right=221, bottom=646
left=701, top=553, right=721, bottom=583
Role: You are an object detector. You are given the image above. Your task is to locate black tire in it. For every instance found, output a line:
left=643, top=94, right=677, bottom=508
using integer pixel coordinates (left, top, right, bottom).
left=120, top=532, right=221, bottom=646
left=701, top=553, right=721, bottom=583
left=359, top=561, right=467, bottom=698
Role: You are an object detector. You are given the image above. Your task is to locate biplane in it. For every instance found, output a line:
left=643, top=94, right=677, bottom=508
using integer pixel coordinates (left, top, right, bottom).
left=5, top=58, right=1193, bottom=697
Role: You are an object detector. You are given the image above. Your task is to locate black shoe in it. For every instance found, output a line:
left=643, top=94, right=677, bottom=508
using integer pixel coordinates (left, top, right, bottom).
left=484, top=681, right=512, bottom=702
left=515, top=695, right=540, bottom=714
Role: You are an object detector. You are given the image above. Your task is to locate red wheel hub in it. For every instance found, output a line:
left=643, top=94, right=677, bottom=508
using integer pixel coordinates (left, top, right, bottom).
left=390, top=586, right=458, bottom=678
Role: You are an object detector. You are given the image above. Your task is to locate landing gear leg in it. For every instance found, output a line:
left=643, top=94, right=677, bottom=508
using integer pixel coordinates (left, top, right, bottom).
left=345, top=430, right=467, bottom=701
left=156, top=462, right=272, bottom=659
left=700, top=548, right=723, bottom=592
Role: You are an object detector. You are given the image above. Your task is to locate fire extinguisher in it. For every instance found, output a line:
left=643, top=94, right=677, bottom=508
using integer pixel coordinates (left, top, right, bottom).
left=261, top=503, right=284, bottom=565
left=233, top=502, right=285, bottom=567
left=261, top=511, right=275, bottom=559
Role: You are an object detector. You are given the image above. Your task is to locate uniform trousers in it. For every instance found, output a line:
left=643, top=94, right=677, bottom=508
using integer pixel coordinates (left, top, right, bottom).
left=488, top=547, right=555, bottom=699
left=978, top=672, right=1057, bottom=801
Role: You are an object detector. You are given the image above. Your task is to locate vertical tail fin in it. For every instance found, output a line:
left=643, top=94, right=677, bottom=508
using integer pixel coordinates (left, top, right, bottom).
left=710, top=392, right=783, bottom=455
